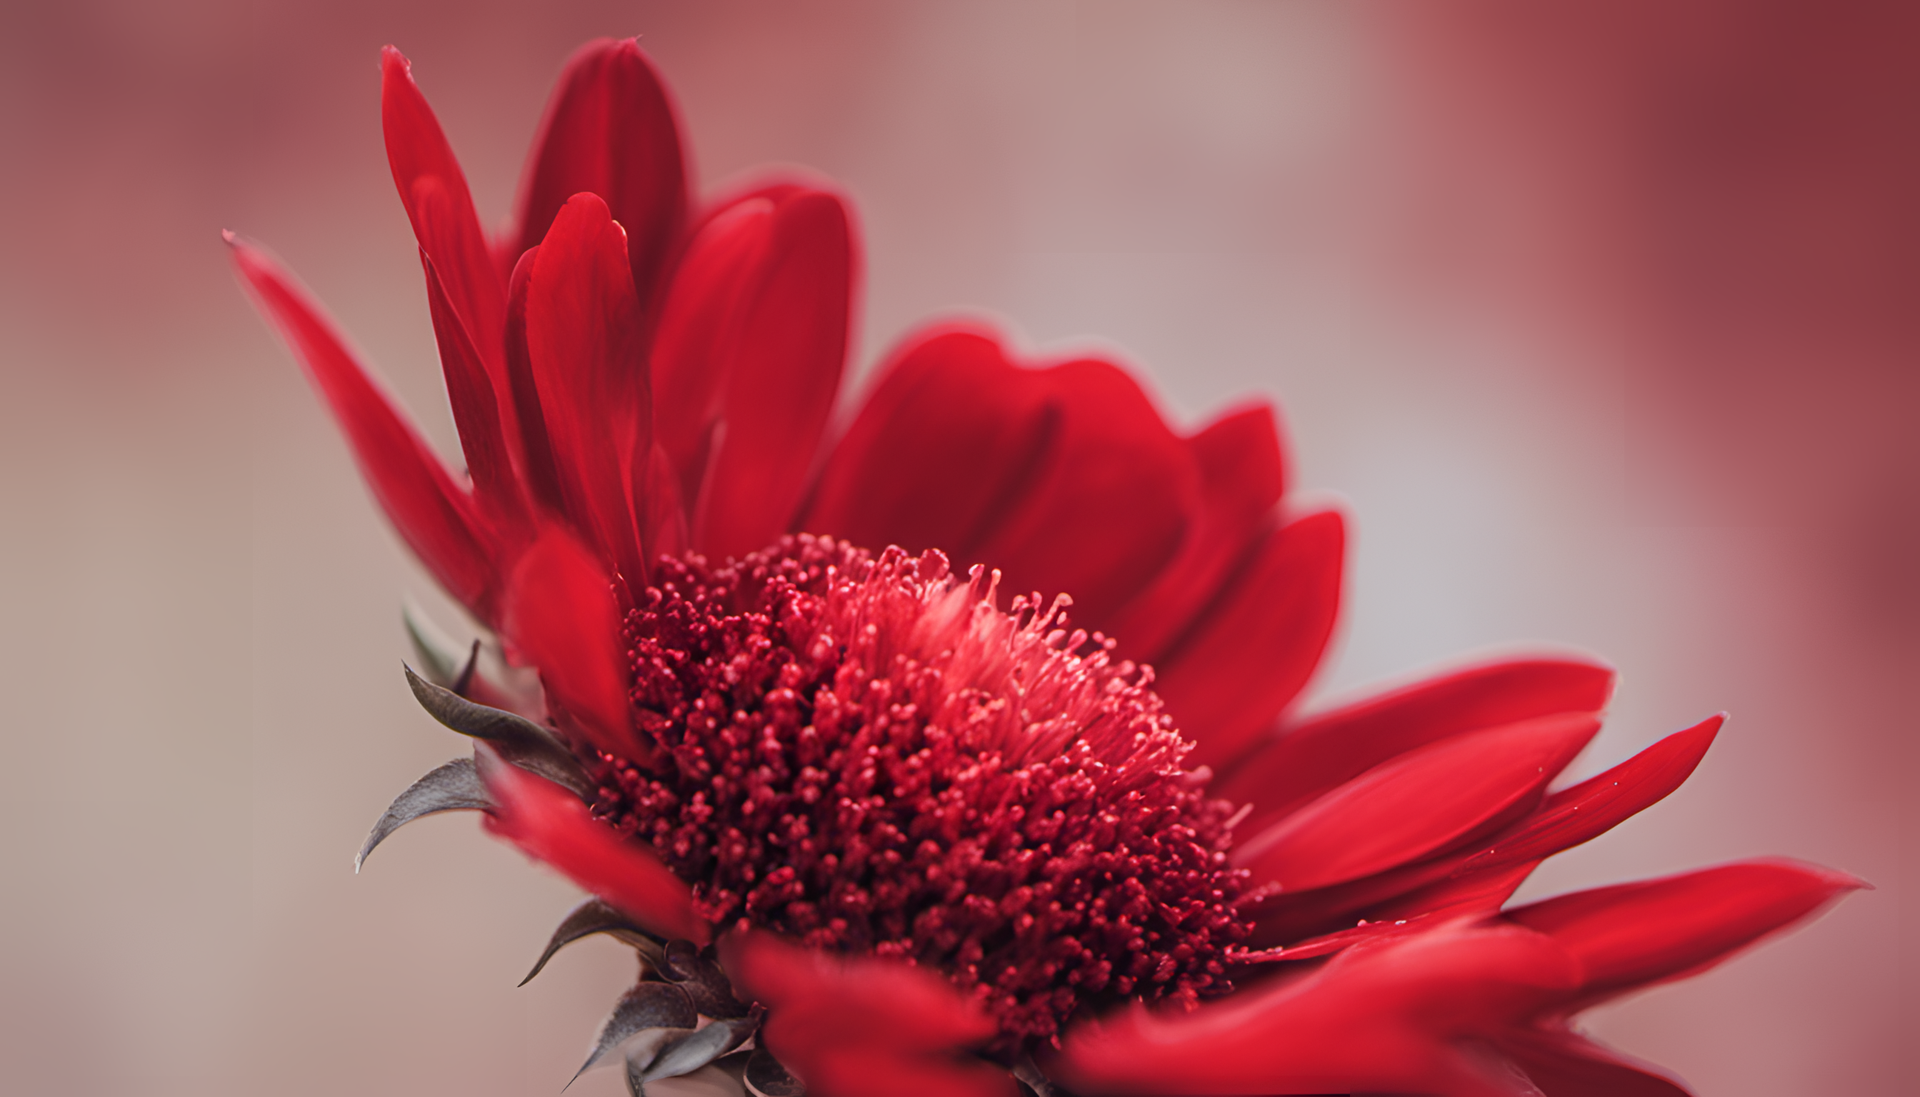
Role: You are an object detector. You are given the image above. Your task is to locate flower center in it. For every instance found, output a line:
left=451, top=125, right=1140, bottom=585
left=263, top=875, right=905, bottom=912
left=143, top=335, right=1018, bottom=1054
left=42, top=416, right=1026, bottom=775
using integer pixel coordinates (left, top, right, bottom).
left=590, top=534, right=1252, bottom=1054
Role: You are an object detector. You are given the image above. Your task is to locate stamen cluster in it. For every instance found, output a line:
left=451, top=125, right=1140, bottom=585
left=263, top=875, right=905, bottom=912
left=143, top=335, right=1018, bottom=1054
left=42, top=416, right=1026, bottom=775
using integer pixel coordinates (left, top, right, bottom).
left=591, top=535, right=1253, bottom=1053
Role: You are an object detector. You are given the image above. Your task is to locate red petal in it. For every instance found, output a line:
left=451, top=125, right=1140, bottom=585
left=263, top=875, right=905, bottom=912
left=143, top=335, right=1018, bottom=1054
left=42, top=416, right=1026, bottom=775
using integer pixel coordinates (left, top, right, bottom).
left=1493, top=1027, right=1693, bottom=1097
left=637, top=440, right=689, bottom=564
left=1264, top=856, right=1540, bottom=960
left=477, top=746, right=703, bottom=944
left=381, top=48, right=509, bottom=375
left=719, top=931, right=1014, bottom=1097
left=1233, top=713, right=1599, bottom=893
left=1507, top=858, right=1865, bottom=1003
left=1247, top=849, right=1476, bottom=947
left=1364, top=858, right=1547, bottom=926
left=696, top=189, right=856, bottom=559
left=1189, top=399, right=1289, bottom=503
left=649, top=197, right=775, bottom=507
left=523, top=193, right=652, bottom=584
left=962, top=360, right=1199, bottom=635
left=504, top=245, right=567, bottom=517
left=1265, top=856, right=1540, bottom=961
left=1217, top=656, right=1616, bottom=834
left=803, top=326, right=1062, bottom=565
left=1264, top=717, right=1724, bottom=939
left=1261, top=905, right=1461, bottom=961
left=1263, top=920, right=1421, bottom=962
left=1102, top=401, right=1288, bottom=661
left=501, top=527, right=641, bottom=760
left=421, top=246, right=526, bottom=536
left=1153, top=510, right=1345, bottom=770
left=1251, top=841, right=1505, bottom=945
left=1454, top=715, right=1723, bottom=876
left=509, top=37, right=688, bottom=311
left=228, top=234, right=498, bottom=619
left=805, top=325, right=1204, bottom=639
left=1049, top=919, right=1580, bottom=1096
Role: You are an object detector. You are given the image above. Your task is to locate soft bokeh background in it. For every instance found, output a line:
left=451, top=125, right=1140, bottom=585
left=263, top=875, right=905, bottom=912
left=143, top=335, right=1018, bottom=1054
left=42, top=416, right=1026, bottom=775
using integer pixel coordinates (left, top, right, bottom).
left=0, top=2, right=1910, bottom=1094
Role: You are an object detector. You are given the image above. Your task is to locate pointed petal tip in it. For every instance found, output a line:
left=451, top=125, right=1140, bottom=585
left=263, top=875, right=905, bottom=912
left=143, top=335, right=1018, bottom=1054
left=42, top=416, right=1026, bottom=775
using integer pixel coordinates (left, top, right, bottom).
left=1777, top=856, right=1872, bottom=894
left=1688, top=712, right=1726, bottom=744
left=1649, top=709, right=1725, bottom=764
left=1508, top=855, right=1871, bottom=1000
left=228, top=234, right=501, bottom=617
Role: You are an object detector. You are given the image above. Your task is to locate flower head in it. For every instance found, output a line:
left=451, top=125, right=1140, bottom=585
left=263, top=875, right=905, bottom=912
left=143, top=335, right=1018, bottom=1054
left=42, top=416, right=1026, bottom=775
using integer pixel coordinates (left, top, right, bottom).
left=235, top=37, right=1861, bottom=1097
left=604, top=536, right=1252, bottom=1055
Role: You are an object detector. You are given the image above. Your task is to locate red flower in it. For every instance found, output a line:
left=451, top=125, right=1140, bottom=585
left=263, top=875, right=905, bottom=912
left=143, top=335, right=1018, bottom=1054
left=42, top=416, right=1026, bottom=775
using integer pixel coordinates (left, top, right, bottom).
left=233, top=39, right=1861, bottom=1097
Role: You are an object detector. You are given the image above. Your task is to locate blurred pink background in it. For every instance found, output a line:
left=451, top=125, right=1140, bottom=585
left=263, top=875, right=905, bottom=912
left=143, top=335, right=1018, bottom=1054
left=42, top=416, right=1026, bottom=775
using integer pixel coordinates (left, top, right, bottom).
left=0, top=2, right=1909, bottom=1095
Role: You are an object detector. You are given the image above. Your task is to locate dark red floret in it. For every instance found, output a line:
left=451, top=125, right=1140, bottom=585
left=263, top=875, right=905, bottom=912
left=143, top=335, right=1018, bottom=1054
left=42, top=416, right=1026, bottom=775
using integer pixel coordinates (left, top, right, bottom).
left=590, top=534, right=1254, bottom=1055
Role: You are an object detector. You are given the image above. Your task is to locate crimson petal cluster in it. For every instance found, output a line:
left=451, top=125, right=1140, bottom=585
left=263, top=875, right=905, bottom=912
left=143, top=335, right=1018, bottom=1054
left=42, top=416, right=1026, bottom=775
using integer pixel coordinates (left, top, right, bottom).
left=234, top=37, right=1860, bottom=1097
